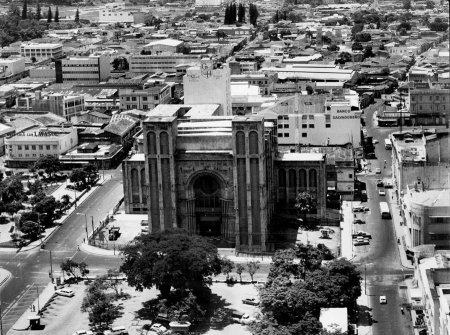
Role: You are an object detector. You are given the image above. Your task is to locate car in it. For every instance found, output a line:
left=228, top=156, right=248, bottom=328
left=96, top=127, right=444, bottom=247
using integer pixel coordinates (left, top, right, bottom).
left=104, top=326, right=129, bottom=335
left=242, top=298, right=260, bottom=306
left=373, top=139, right=379, bottom=144
left=376, top=179, right=384, bottom=187
left=378, top=189, right=386, bottom=196
left=375, top=168, right=381, bottom=174
left=73, top=331, right=93, bottom=335
left=353, top=240, right=369, bottom=246
left=363, top=206, right=370, bottom=212
left=56, top=288, right=75, bottom=297
left=379, top=296, right=387, bottom=304
left=353, top=219, right=366, bottom=225
left=356, top=231, right=372, bottom=239
left=239, top=314, right=257, bottom=325
left=384, top=181, right=393, bottom=189
left=352, top=206, right=365, bottom=213
left=150, top=323, right=168, bottom=334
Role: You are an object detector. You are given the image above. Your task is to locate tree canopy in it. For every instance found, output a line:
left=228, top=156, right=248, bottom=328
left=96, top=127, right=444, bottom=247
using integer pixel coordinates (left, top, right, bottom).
left=34, top=155, right=62, bottom=177
left=120, top=229, right=222, bottom=298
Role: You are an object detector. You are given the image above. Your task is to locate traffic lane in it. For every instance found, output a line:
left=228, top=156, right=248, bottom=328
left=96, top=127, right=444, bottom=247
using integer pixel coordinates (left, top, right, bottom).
left=71, top=251, right=123, bottom=273
left=353, top=177, right=399, bottom=269
left=47, top=178, right=123, bottom=252
left=369, top=274, right=411, bottom=335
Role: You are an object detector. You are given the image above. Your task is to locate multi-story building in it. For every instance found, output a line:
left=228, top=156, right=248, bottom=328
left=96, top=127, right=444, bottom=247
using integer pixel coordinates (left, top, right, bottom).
left=119, top=82, right=172, bottom=111
left=122, top=103, right=327, bottom=252
left=183, top=63, right=232, bottom=116
left=27, top=91, right=85, bottom=120
left=55, top=54, right=111, bottom=84
left=129, top=54, right=202, bottom=74
left=20, top=43, right=63, bottom=60
left=4, top=125, right=78, bottom=168
left=260, top=95, right=361, bottom=148
left=409, top=87, right=450, bottom=126
left=230, top=73, right=277, bottom=95
left=0, top=58, right=25, bottom=78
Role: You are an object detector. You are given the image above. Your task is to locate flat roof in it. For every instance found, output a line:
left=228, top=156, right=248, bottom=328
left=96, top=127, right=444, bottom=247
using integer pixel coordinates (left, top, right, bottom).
left=277, top=152, right=325, bottom=162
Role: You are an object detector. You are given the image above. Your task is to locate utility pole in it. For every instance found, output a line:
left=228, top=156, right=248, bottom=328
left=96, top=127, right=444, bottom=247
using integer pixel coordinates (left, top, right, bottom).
left=91, top=216, right=95, bottom=246
left=364, top=263, right=367, bottom=295
left=36, top=286, right=40, bottom=314
left=49, top=250, right=53, bottom=279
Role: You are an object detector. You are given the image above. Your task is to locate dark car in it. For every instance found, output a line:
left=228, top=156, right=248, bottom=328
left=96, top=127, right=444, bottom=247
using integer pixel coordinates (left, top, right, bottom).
left=376, top=179, right=384, bottom=187
left=108, top=227, right=120, bottom=241
left=354, top=219, right=366, bottom=225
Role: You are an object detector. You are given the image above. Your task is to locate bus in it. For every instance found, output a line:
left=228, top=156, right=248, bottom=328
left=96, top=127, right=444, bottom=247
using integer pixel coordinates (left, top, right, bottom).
left=384, top=138, right=392, bottom=150
left=380, top=202, right=391, bottom=219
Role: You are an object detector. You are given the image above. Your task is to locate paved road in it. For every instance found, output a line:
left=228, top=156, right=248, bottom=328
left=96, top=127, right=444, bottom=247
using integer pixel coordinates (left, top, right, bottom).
left=0, top=168, right=124, bottom=333
left=354, top=106, right=413, bottom=335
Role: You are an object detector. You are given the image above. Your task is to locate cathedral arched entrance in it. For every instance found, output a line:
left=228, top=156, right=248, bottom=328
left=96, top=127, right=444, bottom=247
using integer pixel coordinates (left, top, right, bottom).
left=193, top=174, right=223, bottom=237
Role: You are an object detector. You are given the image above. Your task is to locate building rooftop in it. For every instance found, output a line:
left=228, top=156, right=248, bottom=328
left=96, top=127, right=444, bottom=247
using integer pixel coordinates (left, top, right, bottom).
left=298, top=146, right=354, bottom=163
left=20, top=43, right=62, bottom=48
left=145, top=38, right=183, bottom=47
left=104, top=118, right=138, bottom=137
left=392, top=133, right=427, bottom=163
left=145, top=104, right=221, bottom=119
left=407, top=188, right=450, bottom=208
left=277, top=152, right=325, bottom=162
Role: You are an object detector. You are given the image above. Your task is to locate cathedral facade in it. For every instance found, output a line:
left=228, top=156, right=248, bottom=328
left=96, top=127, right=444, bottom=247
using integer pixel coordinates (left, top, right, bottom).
left=123, top=104, right=327, bottom=252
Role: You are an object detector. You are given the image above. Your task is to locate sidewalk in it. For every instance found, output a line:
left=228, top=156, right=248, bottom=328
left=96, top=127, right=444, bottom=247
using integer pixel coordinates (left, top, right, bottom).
left=9, top=282, right=56, bottom=332
left=386, top=189, right=414, bottom=269
left=341, top=201, right=356, bottom=260
left=18, top=175, right=111, bottom=252
left=0, top=267, right=12, bottom=288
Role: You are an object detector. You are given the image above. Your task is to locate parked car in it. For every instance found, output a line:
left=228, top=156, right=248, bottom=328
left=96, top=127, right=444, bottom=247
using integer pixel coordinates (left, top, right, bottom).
left=356, top=231, right=372, bottom=239
left=73, top=330, right=93, bottom=335
left=353, top=239, right=370, bottom=246
left=373, top=139, right=379, bottom=144
left=379, top=296, right=387, bottom=304
left=104, top=326, right=128, bottom=335
left=56, top=289, right=75, bottom=297
left=375, top=168, right=381, bottom=174
left=242, top=298, right=259, bottom=306
left=150, top=323, right=167, bottom=334
left=352, top=206, right=365, bottom=213
left=353, top=219, right=366, bottom=225
left=239, top=314, right=257, bottom=325
left=378, top=189, right=386, bottom=196
left=384, top=181, right=393, bottom=188
left=376, top=179, right=384, bottom=187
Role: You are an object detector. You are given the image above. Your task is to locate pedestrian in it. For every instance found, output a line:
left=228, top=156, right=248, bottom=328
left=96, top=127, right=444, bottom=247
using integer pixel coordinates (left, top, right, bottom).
left=32, top=305, right=35, bottom=312
left=77, top=244, right=80, bottom=251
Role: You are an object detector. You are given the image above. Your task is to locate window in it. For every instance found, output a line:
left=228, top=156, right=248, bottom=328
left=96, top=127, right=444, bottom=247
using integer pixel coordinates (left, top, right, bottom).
left=32, top=145, right=36, bottom=150
left=284, top=133, right=289, bottom=137
left=46, top=145, right=50, bottom=150
left=284, top=124, right=289, bottom=128
left=19, top=154, right=22, bottom=157
left=278, top=133, right=283, bottom=137
left=53, top=145, right=57, bottom=150
left=131, top=97, right=137, bottom=101
left=309, top=124, right=314, bottom=128
left=143, top=105, right=148, bottom=110
left=302, top=124, right=307, bottom=128
left=154, top=95, right=159, bottom=100
left=18, top=145, right=22, bottom=150
left=302, top=133, right=307, bottom=137
left=39, top=145, right=43, bottom=150
left=326, top=124, right=331, bottom=128
left=32, top=154, right=36, bottom=157
left=24, top=145, right=29, bottom=150
left=278, top=124, right=283, bottom=128
left=143, top=97, right=147, bottom=101
left=126, top=97, right=130, bottom=101
left=349, top=174, right=353, bottom=178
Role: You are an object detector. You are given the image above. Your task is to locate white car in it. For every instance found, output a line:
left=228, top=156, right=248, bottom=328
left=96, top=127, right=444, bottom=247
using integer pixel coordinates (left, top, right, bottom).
left=56, top=288, right=75, bottom=297
left=378, top=189, right=386, bottom=196
left=375, top=168, right=381, bottom=174
left=104, top=326, right=128, bottom=335
left=239, top=314, right=257, bottom=325
left=73, top=330, right=93, bottom=335
left=379, top=296, right=387, bottom=304
left=373, top=139, right=379, bottom=144
left=150, top=323, right=167, bottom=334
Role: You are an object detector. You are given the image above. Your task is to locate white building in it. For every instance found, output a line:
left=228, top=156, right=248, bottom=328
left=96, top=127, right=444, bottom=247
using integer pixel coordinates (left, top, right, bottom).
left=58, top=54, right=111, bottom=83
left=183, top=63, right=232, bottom=116
left=260, top=95, right=361, bottom=147
left=5, top=125, right=78, bottom=168
left=98, top=1, right=134, bottom=23
left=20, top=43, right=63, bottom=60
left=0, top=58, right=26, bottom=78
left=129, top=54, right=202, bottom=74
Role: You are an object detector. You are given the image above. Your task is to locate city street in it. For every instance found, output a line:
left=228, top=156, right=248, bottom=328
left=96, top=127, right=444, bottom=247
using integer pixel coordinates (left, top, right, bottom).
left=354, top=106, right=413, bottom=335
left=0, top=168, right=124, bottom=333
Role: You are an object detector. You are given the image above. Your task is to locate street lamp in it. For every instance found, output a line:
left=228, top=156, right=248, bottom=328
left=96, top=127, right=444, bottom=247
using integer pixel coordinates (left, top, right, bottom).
left=76, top=213, right=89, bottom=243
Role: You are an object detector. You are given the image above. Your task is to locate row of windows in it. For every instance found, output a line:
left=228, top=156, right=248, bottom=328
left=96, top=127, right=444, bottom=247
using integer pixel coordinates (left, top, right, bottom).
left=18, top=153, right=56, bottom=158
left=123, top=96, right=159, bottom=101
left=17, top=144, right=57, bottom=150
left=411, top=95, right=448, bottom=102
left=62, top=64, right=98, bottom=67
left=429, top=234, right=450, bottom=241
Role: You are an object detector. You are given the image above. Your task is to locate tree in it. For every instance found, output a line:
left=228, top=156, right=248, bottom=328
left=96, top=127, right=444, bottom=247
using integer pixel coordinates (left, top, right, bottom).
left=34, top=195, right=61, bottom=226
left=216, top=30, right=227, bottom=41
left=429, top=18, right=449, bottom=32
left=397, top=21, right=411, bottom=31
left=425, top=0, right=435, bottom=9
left=273, top=10, right=279, bottom=23
left=78, top=262, right=90, bottom=278
left=238, top=3, right=245, bottom=23
left=0, top=176, right=25, bottom=203
left=351, top=42, right=363, bottom=51
left=34, top=155, right=61, bottom=178
left=236, top=263, right=245, bottom=282
left=364, top=45, right=374, bottom=58
left=81, top=279, right=123, bottom=332
left=379, top=44, right=385, bottom=51
left=327, top=44, right=339, bottom=52
left=220, top=258, right=234, bottom=281
left=295, top=243, right=325, bottom=279
left=338, top=51, right=352, bottom=63
left=22, top=0, right=28, bottom=19
left=351, top=23, right=364, bottom=38
left=20, top=220, right=42, bottom=240
left=112, top=57, right=129, bottom=71
left=306, top=85, right=314, bottom=95
left=224, top=4, right=230, bottom=24
left=267, top=249, right=298, bottom=284
left=74, top=7, right=79, bottom=24
left=61, top=194, right=71, bottom=208
left=61, top=259, right=80, bottom=278
left=27, top=179, right=43, bottom=195
left=295, top=192, right=318, bottom=229
left=47, top=6, right=52, bottom=23
left=354, top=32, right=371, bottom=42
left=36, top=2, right=41, bottom=20
left=403, top=0, right=411, bottom=10
left=247, top=261, right=260, bottom=282
left=120, top=229, right=222, bottom=298
left=70, top=168, right=88, bottom=189
left=249, top=3, right=259, bottom=26
left=54, top=6, right=59, bottom=22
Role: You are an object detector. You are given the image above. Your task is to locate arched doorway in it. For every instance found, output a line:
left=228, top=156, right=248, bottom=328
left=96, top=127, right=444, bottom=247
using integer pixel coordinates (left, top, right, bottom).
left=193, top=174, right=222, bottom=237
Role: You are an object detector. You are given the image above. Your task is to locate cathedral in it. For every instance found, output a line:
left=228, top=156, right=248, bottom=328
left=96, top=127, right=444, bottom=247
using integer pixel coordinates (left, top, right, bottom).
left=122, top=103, right=327, bottom=252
